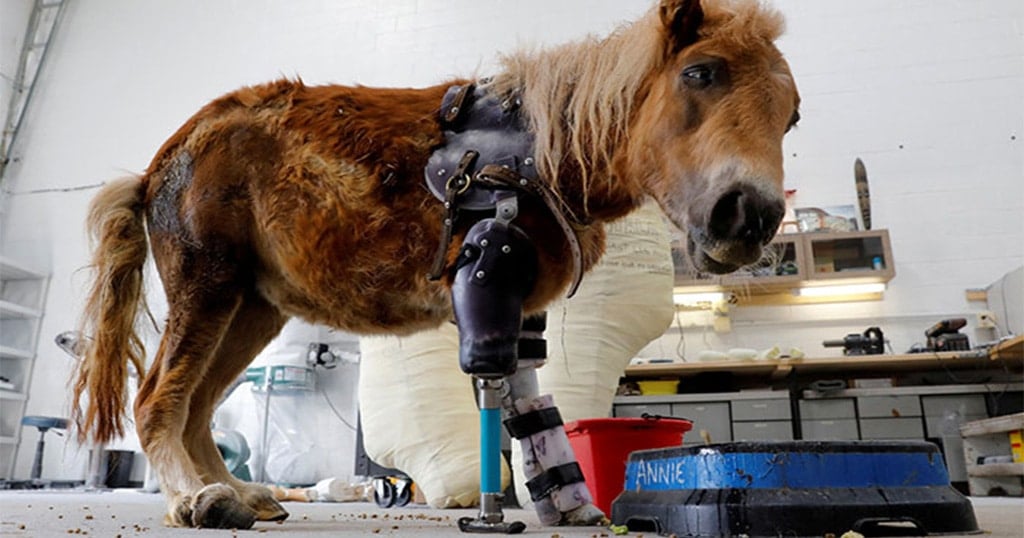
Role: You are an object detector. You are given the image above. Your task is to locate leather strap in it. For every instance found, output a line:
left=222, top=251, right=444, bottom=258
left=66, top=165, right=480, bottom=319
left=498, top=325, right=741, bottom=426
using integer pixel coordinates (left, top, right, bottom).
left=443, top=83, right=475, bottom=125
left=427, top=150, right=479, bottom=281
left=525, top=462, right=586, bottom=502
left=475, top=164, right=587, bottom=297
left=517, top=338, right=546, bottom=361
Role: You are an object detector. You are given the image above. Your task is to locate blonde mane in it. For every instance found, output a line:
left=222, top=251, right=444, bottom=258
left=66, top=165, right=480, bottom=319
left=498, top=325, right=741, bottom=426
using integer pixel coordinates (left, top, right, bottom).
left=489, top=10, right=664, bottom=206
left=488, top=0, right=785, bottom=211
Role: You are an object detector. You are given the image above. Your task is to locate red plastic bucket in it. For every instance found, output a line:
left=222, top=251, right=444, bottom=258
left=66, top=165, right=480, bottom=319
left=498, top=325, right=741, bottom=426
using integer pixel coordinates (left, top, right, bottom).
left=565, top=416, right=692, bottom=515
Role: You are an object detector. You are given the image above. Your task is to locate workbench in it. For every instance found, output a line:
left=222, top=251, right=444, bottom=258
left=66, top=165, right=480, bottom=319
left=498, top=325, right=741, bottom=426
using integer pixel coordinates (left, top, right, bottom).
left=613, top=335, right=1024, bottom=484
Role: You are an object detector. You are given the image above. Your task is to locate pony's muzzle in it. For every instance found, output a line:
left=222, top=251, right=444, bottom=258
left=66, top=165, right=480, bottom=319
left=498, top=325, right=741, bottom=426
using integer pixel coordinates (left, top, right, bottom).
left=689, top=183, right=785, bottom=273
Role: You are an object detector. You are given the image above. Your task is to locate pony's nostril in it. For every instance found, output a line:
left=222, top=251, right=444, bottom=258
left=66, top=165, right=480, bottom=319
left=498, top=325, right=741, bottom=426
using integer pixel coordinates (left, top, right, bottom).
left=707, top=186, right=785, bottom=246
left=757, top=202, right=785, bottom=244
left=708, top=190, right=744, bottom=239
left=742, top=199, right=784, bottom=246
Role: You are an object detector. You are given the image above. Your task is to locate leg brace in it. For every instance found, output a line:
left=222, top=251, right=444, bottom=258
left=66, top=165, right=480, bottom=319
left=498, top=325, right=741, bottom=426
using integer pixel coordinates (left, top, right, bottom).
left=502, top=314, right=604, bottom=526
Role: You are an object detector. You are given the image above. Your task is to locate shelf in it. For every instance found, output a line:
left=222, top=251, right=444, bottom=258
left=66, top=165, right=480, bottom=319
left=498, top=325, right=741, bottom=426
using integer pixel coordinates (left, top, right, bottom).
left=616, top=389, right=789, bottom=405
left=0, top=255, right=49, bottom=479
left=672, top=229, right=894, bottom=300
left=967, top=463, right=1024, bottom=478
left=0, top=390, right=26, bottom=401
left=0, top=345, right=33, bottom=360
left=961, top=412, right=1024, bottom=438
left=0, top=300, right=42, bottom=319
left=673, top=236, right=805, bottom=293
left=802, top=383, right=1024, bottom=399
left=804, top=230, right=895, bottom=282
left=0, top=257, right=45, bottom=281
left=624, top=348, right=1024, bottom=382
left=989, top=335, right=1024, bottom=362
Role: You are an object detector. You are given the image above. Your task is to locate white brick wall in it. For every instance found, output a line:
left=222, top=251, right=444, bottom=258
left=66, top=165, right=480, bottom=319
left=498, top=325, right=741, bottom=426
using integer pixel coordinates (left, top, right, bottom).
left=0, top=0, right=1021, bottom=480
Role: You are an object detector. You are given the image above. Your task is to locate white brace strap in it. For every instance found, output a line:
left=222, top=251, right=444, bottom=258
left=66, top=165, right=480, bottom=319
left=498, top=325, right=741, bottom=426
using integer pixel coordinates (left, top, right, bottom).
left=503, top=407, right=586, bottom=501
left=505, top=393, right=594, bottom=523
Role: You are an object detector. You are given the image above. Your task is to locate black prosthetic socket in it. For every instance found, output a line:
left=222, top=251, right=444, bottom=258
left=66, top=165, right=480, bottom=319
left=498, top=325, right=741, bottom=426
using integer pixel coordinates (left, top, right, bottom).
left=452, top=219, right=538, bottom=377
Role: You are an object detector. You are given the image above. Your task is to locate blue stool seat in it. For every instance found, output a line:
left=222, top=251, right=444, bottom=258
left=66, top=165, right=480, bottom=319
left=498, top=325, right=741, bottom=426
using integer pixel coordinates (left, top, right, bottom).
left=22, top=416, right=69, bottom=431
left=21, top=416, right=69, bottom=480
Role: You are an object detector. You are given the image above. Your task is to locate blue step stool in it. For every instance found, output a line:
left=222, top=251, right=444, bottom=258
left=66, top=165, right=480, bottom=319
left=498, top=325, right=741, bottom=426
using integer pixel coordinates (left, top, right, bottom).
left=22, top=415, right=69, bottom=480
left=611, top=441, right=979, bottom=537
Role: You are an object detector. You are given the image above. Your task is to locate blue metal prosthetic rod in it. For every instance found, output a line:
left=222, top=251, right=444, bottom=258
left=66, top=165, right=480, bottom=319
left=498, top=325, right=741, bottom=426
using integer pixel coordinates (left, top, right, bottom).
left=458, top=377, right=526, bottom=534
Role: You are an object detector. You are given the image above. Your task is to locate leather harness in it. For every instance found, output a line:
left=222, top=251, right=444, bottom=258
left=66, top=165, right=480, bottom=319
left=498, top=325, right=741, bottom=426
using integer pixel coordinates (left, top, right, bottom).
left=424, top=83, right=587, bottom=298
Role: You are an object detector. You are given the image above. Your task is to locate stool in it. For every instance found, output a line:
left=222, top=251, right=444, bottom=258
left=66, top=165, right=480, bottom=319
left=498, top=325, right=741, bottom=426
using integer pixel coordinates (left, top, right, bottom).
left=21, top=416, right=69, bottom=480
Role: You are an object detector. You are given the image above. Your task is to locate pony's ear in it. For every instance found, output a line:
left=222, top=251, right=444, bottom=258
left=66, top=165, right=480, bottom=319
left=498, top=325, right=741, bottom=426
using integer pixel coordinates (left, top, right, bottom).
left=659, top=0, right=704, bottom=53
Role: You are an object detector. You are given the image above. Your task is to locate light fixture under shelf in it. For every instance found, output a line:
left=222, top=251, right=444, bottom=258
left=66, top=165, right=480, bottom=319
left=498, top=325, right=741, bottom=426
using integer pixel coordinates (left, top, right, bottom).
left=673, top=291, right=726, bottom=306
left=795, top=283, right=887, bottom=297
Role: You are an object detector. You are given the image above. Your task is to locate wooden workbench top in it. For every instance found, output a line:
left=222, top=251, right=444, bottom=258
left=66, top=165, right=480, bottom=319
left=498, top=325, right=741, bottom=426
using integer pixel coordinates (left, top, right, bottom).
left=624, top=334, right=1023, bottom=379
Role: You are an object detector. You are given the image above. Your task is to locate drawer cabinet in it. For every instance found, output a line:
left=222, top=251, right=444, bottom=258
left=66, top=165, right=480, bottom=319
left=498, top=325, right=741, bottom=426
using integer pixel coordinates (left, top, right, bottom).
left=672, top=402, right=732, bottom=445
left=733, top=421, right=793, bottom=441
left=614, top=403, right=671, bottom=418
left=859, top=417, right=924, bottom=440
left=800, top=398, right=855, bottom=420
left=858, top=395, right=922, bottom=418
left=921, top=394, right=989, bottom=483
left=802, top=419, right=859, bottom=440
left=922, top=395, right=987, bottom=437
left=732, top=398, right=791, bottom=421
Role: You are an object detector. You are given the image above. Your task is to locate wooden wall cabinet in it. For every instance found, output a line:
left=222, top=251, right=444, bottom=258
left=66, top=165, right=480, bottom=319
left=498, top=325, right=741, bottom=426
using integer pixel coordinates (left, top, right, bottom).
left=673, top=229, right=895, bottom=298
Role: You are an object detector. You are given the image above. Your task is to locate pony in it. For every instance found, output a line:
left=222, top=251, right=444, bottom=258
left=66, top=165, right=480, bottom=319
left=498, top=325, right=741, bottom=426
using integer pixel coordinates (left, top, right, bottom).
left=72, top=0, right=799, bottom=529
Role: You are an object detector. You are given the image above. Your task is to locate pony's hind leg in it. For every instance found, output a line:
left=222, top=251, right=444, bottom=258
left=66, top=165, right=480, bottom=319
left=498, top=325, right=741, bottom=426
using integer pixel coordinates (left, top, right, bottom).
left=181, top=294, right=289, bottom=523
left=134, top=284, right=256, bottom=529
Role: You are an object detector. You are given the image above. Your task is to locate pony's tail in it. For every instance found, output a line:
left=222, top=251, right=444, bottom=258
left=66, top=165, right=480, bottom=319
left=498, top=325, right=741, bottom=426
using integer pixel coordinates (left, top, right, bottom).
left=72, top=176, right=150, bottom=444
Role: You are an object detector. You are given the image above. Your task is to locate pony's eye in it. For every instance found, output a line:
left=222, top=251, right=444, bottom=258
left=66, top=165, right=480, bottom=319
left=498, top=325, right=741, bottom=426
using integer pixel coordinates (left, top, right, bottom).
left=681, top=65, right=714, bottom=89
left=785, top=109, right=801, bottom=133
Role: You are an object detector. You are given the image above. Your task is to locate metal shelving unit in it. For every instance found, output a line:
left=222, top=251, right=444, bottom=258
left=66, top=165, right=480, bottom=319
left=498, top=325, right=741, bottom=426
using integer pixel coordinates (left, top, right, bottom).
left=0, top=256, right=49, bottom=479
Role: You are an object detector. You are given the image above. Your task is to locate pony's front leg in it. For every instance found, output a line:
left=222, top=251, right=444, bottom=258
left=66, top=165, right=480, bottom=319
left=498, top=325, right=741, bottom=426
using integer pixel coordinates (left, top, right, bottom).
left=503, top=314, right=606, bottom=526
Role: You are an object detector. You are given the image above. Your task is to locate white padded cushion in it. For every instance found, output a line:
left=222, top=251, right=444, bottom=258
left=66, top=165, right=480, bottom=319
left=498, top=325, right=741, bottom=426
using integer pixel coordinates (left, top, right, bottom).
left=358, top=326, right=511, bottom=508
left=358, top=199, right=674, bottom=508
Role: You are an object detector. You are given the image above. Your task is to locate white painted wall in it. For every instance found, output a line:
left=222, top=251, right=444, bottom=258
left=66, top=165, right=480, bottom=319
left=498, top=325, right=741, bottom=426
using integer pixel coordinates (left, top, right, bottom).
left=0, top=0, right=1020, bottom=481
left=0, top=1, right=34, bottom=149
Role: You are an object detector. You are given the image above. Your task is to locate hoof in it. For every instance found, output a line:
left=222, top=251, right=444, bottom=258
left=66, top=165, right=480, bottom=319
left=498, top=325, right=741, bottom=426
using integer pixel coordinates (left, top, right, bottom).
left=191, top=483, right=258, bottom=529
left=560, top=503, right=608, bottom=526
left=165, top=496, right=194, bottom=528
left=242, top=485, right=290, bottom=522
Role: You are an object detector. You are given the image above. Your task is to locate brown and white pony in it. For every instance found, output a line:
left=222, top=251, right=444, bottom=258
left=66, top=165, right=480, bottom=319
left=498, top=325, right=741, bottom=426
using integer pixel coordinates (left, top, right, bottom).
left=72, top=0, right=799, bottom=529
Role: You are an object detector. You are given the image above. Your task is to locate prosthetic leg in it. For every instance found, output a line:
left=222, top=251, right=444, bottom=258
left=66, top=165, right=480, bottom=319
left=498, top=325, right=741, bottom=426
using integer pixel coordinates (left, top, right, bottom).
left=454, top=193, right=532, bottom=534
left=452, top=193, right=604, bottom=533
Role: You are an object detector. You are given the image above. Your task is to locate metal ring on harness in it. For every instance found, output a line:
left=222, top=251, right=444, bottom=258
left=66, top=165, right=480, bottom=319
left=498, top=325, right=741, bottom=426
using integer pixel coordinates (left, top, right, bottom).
left=446, top=173, right=473, bottom=196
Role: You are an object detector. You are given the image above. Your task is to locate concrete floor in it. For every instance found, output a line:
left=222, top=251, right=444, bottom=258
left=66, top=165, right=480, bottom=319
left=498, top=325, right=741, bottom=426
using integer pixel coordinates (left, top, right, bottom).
left=0, top=489, right=1021, bottom=537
